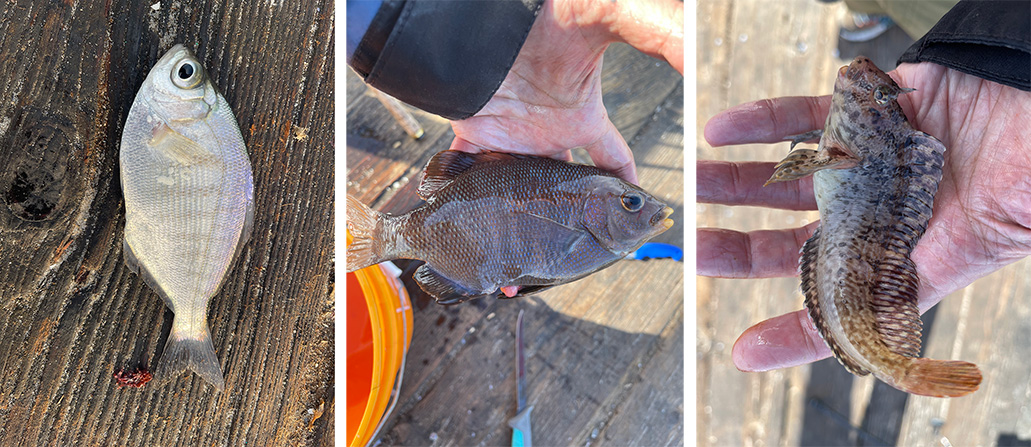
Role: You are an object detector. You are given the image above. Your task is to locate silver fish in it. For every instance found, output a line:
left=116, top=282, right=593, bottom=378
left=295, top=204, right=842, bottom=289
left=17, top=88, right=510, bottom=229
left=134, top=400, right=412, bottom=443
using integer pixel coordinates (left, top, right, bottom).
left=120, top=45, right=254, bottom=391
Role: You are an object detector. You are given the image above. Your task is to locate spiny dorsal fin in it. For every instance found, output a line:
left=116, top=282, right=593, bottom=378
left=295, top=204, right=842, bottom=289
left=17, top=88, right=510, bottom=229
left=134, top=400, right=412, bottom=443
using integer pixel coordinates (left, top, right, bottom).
left=870, top=129, right=946, bottom=358
left=418, top=150, right=526, bottom=199
left=800, top=227, right=870, bottom=375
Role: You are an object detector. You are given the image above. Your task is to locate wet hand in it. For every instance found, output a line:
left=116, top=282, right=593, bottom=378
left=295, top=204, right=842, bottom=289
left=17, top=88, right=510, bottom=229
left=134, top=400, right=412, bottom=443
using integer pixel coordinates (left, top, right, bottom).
left=449, top=0, right=684, bottom=185
left=699, top=62, right=1031, bottom=372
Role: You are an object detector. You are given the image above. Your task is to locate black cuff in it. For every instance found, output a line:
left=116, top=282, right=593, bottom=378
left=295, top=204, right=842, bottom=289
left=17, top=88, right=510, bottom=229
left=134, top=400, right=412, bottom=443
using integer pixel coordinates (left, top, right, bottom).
left=898, top=0, right=1030, bottom=91
left=351, top=0, right=545, bottom=120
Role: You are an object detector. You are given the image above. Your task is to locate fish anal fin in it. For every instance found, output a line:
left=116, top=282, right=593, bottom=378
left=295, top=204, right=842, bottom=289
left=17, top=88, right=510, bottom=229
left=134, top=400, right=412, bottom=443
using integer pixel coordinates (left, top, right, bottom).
left=415, top=264, right=491, bottom=305
left=800, top=227, right=870, bottom=375
left=418, top=150, right=525, bottom=199
left=123, top=239, right=176, bottom=311
left=896, top=358, right=981, bottom=397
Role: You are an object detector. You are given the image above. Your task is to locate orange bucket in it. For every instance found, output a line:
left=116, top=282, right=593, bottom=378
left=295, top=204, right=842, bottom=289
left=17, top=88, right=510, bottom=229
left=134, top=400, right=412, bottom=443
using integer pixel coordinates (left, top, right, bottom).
left=346, top=232, right=413, bottom=446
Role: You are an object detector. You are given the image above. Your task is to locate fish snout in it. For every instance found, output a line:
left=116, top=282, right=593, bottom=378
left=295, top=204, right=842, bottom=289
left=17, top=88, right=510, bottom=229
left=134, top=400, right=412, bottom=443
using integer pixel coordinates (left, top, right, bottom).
left=651, top=206, right=674, bottom=229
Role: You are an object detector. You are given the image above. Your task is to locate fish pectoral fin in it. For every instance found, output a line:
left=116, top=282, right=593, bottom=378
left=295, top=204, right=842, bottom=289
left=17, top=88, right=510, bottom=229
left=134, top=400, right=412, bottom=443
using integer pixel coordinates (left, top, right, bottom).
left=417, top=150, right=526, bottom=199
left=520, top=211, right=587, bottom=256
left=123, top=239, right=176, bottom=311
left=150, top=122, right=211, bottom=165
left=414, top=264, right=492, bottom=305
left=785, top=129, right=824, bottom=151
left=764, top=147, right=858, bottom=186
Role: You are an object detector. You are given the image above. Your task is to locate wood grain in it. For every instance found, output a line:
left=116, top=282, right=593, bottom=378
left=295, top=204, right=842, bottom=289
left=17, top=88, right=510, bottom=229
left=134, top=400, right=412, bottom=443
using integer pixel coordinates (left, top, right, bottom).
left=346, top=43, right=683, bottom=446
left=0, top=0, right=334, bottom=445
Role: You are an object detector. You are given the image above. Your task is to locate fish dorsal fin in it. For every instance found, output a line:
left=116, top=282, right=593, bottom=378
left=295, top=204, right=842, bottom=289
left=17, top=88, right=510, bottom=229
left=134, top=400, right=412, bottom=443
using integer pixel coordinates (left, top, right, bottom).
left=418, top=150, right=525, bottom=199
left=800, top=227, right=870, bottom=375
left=870, top=255, right=922, bottom=358
left=869, top=130, right=945, bottom=358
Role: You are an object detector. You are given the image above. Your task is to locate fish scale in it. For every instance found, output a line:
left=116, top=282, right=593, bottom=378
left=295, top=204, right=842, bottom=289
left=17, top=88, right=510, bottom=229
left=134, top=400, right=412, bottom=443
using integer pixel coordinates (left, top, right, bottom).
left=120, top=45, right=254, bottom=391
left=767, top=56, right=981, bottom=397
left=347, top=150, right=673, bottom=304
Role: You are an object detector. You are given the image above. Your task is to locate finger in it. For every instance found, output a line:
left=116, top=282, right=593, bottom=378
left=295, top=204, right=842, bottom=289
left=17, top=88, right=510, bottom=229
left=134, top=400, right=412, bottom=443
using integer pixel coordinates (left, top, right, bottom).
left=732, top=309, right=832, bottom=372
left=697, top=223, right=818, bottom=278
left=584, top=121, right=638, bottom=184
left=704, top=96, right=832, bottom=147
left=448, top=137, right=486, bottom=154
left=450, top=137, right=576, bottom=163
left=604, top=0, right=685, bottom=74
left=698, top=161, right=817, bottom=210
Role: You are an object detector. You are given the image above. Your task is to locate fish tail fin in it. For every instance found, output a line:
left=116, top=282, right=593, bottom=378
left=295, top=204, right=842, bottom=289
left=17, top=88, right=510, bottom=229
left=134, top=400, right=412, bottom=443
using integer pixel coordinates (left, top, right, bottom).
left=896, top=358, right=982, bottom=397
left=156, top=316, right=225, bottom=391
left=346, top=194, right=385, bottom=272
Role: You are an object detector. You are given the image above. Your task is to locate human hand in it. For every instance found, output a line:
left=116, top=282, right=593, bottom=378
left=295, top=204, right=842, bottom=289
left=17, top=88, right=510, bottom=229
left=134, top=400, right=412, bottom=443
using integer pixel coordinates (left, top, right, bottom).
left=449, top=0, right=684, bottom=185
left=699, top=62, right=1031, bottom=372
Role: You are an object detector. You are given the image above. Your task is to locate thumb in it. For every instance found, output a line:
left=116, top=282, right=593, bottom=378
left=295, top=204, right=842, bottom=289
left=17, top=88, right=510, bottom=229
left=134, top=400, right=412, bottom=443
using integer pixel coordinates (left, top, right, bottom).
left=584, top=121, right=638, bottom=185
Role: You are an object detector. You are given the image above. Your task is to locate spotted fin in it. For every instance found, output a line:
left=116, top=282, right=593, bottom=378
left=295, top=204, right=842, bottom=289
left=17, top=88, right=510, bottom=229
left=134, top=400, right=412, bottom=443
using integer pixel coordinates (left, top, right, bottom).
left=765, top=148, right=857, bottom=186
left=418, top=150, right=525, bottom=199
left=799, top=227, right=870, bottom=375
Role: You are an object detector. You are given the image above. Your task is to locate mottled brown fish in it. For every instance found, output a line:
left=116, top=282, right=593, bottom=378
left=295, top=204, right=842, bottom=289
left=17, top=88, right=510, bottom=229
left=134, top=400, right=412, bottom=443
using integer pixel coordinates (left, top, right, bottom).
left=347, top=151, right=673, bottom=304
left=766, top=56, right=981, bottom=397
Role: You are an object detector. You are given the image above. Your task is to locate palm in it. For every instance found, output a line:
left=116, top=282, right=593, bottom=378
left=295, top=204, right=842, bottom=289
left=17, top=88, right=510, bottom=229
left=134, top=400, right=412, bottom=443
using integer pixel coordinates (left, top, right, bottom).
left=700, top=63, right=1031, bottom=371
left=894, top=63, right=1031, bottom=307
left=450, top=0, right=684, bottom=185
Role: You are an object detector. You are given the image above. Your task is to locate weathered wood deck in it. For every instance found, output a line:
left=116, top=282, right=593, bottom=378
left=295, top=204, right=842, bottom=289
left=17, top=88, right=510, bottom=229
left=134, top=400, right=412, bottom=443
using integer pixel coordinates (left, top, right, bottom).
left=347, top=43, right=684, bottom=446
left=697, top=1, right=1031, bottom=446
left=0, top=1, right=334, bottom=445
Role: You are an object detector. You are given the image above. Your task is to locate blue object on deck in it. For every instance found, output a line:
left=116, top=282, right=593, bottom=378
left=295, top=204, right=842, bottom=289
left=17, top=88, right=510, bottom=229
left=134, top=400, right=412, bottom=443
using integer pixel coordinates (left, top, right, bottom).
left=629, top=242, right=683, bottom=261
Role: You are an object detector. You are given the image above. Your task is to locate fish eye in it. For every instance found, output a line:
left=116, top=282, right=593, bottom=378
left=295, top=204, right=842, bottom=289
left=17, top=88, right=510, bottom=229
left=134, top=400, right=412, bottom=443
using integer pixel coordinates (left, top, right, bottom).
left=621, top=192, right=644, bottom=212
left=873, top=85, right=891, bottom=105
left=171, top=59, right=203, bottom=89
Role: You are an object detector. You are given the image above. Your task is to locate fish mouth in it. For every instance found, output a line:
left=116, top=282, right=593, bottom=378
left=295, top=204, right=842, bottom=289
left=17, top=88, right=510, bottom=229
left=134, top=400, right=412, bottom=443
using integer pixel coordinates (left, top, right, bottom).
left=651, top=206, right=674, bottom=229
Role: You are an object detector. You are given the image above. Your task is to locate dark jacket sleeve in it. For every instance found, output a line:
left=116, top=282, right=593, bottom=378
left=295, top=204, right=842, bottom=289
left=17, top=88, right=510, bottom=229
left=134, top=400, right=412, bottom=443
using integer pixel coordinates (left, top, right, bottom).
left=898, top=0, right=1030, bottom=91
left=349, top=0, right=544, bottom=120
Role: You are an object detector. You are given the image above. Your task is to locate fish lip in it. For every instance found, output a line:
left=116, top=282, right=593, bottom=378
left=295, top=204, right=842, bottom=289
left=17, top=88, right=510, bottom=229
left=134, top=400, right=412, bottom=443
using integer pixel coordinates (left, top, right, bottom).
left=650, top=206, right=674, bottom=228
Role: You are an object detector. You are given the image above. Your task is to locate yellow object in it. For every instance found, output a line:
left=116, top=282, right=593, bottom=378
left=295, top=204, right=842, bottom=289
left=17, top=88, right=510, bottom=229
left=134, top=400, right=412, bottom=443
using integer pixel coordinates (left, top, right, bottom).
left=346, top=231, right=413, bottom=446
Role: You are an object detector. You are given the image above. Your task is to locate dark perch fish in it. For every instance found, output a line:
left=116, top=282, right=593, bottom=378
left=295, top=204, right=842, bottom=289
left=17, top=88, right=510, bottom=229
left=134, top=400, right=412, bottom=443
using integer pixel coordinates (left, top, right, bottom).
left=766, top=56, right=981, bottom=397
left=347, top=151, right=673, bottom=304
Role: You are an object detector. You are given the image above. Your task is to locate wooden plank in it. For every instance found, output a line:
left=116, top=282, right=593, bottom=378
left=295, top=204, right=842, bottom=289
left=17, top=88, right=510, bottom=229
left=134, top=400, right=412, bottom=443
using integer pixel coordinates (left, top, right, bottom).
left=0, top=0, right=334, bottom=445
left=348, top=43, right=683, bottom=445
left=898, top=261, right=1031, bottom=446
